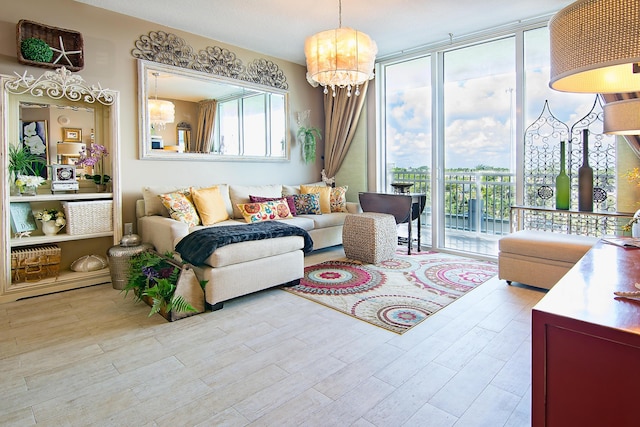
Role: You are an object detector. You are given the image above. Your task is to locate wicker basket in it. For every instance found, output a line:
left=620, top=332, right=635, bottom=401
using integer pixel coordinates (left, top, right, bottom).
left=62, top=200, right=113, bottom=235
left=11, top=245, right=61, bottom=283
left=16, top=20, right=84, bottom=71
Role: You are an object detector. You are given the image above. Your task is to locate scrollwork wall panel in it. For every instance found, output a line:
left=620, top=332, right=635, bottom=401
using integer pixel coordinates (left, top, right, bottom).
left=131, top=31, right=288, bottom=89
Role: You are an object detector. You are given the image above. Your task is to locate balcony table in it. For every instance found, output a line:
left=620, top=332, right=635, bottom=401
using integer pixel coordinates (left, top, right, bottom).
left=359, top=192, right=426, bottom=254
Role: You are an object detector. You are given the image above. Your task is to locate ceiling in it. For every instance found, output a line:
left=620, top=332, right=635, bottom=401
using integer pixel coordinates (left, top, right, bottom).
left=73, top=0, right=573, bottom=65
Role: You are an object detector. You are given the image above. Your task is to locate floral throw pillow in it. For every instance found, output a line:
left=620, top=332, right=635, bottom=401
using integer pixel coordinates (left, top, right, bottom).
left=330, top=186, right=349, bottom=212
left=300, top=185, right=331, bottom=214
left=158, top=190, right=201, bottom=227
left=293, top=193, right=322, bottom=215
left=249, top=194, right=297, bottom=216
left=236, top=199, right=293, bottom=223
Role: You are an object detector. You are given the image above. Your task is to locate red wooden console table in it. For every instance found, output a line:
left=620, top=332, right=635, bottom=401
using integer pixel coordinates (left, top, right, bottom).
left=532, top=240, right=640, bottom=426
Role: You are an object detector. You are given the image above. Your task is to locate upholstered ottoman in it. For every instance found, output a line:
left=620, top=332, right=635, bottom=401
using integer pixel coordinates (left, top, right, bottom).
left=342, top=213, right=397, bottom=264
left=498, top=230, right=598, bottom=290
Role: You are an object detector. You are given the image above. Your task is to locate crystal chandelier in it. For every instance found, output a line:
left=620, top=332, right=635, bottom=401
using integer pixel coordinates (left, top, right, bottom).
left=304, top=0, right=377, bottom=97
left=148, top=72, right=175, bottom=129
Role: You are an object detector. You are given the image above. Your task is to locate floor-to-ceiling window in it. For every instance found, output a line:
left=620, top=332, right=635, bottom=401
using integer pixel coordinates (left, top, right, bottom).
left=382, top=55, right=432, bottom=243
left=442, top=37, right=515, bottom=253
left=377, top=19, right=607, bottom=257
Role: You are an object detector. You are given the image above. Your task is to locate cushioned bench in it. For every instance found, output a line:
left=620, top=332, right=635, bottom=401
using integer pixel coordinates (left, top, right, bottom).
left=498, top=230, right=599, bottom=290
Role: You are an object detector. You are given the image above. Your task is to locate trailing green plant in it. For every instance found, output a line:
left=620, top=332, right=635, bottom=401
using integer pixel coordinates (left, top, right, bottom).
left=8, top=144, right=46, bottom=180
left=21, top=38, right=53, bottom=63
left=123, top=251, right=206, bottom=317
left=297, top=126, right=322, bottom=164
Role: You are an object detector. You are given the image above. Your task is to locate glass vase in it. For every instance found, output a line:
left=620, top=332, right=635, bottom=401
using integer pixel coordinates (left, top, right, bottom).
left=578, top=129, right=593, bottom=212
left=555, top=140, right=570, bottom=210
left=19, top=185, right=37, bottom=196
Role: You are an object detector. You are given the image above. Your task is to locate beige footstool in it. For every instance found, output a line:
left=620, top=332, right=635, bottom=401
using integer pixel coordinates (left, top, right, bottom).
left=498, top=230, right=598, bottom=290
left=342, top=212, right=397, bottom=264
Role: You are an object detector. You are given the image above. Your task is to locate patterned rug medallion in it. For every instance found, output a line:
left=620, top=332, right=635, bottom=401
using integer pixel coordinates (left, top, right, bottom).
left=284, top=250, right=498, bottom=334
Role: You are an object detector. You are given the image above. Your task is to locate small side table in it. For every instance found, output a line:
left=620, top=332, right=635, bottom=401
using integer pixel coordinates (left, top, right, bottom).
left=342, top=212, right=397, bottom=264
left=107, top=234, right=152, bottom=290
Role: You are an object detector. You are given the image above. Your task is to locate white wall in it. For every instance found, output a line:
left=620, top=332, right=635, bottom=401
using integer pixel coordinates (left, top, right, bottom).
left=0, top=0, right=326, bottom=230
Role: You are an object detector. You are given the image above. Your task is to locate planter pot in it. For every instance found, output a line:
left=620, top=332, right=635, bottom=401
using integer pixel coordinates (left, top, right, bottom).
left=41, top=220, right=64, bottom=236
left=633, top=210, right=640, bottom=238
left=19, top=185, right=37, bottom=196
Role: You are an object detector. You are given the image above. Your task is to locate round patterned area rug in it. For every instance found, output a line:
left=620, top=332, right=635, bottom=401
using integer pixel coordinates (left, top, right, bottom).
left=284, top=251, right=498, bottom=334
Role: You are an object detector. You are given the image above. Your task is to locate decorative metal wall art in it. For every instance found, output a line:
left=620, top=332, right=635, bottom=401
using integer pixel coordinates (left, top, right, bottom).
left=131, top=31, right=288, bottom=89
left=524, top=100, right=569, bottom=208
left=524, top=95, right=617, bottom=212
left=5, top=67, right=114, bottom=105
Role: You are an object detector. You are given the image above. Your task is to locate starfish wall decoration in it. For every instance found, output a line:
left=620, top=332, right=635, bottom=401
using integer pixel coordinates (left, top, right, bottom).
left=50, top=35, right=82, bottom=67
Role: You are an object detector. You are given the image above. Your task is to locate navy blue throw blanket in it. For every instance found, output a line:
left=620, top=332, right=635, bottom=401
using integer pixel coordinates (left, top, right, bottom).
left=175, top=221, right=314, bottom=265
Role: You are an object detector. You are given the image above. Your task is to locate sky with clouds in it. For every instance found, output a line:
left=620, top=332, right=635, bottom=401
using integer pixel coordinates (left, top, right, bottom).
left=384, top=27, right=595, bottom=171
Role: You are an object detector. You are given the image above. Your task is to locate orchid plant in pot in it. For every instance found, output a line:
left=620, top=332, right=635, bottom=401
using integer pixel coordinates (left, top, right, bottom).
left=76, top=143, right=110, bottom=191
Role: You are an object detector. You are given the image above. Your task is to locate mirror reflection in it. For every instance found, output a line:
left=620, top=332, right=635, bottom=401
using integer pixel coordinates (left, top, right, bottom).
left=138, top=60, right=289, bottom=161
left=19, top=102, right=94, bottom=177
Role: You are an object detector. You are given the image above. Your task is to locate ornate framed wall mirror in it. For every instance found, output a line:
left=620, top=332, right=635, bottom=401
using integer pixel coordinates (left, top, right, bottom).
left=137, top=59, right=290, bottom=161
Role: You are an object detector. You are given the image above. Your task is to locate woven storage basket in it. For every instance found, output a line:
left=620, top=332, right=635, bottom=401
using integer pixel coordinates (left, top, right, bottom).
left=62, top=200, right=113, bottom=235
left=17, top=20, right=84, bottom=71
left=11, top=245, right=61, bottom=283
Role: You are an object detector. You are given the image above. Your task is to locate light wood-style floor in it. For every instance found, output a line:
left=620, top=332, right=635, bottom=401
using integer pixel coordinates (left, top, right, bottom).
left=0, top=247, right=545, bottom=426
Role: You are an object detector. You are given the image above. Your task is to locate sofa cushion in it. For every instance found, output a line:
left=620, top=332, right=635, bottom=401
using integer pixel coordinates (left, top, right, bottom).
left=293, top=193, right=322, bottom=215
left=229, top=184, right=283, bottom=219
left=280, top=216, right=315, bottom=231
left=202, top=236, right=304, bottom=268
left=237, top=199, right=293, bottom=223
left=330, top=186, right=349, bottom=213
left=301, top=185, right=331, bottom=213
left=298, top=212, right=350, bottom=228
left=282, top=181, right=327, bottom=196
left=250, top=194, right=297, bottom=216
left=191, top=186, right=230, bottom=225
left=499, top=230, right=597, bottom=264
left=143, top=184, right=232, bottom=218
left=158, top=190, right=201, bottom=227
left=143, top=185, right=183, bottom=217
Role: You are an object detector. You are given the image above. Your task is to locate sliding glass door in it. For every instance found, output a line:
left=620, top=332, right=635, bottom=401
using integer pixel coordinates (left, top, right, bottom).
left=382, top=56, right=432, bottom=244
left=442, top=37, right=516, bottom=254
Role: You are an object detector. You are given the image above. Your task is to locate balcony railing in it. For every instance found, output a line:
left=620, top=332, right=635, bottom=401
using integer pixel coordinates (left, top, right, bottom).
left=392, top=170, right=515, bottom=237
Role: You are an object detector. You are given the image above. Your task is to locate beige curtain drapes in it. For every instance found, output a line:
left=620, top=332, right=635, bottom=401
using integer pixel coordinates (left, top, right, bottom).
left=601, top=92, right=640, bottom=157
left=323, top=81, right=369, bottom=179
left=191, top=99, right=218, bottom=153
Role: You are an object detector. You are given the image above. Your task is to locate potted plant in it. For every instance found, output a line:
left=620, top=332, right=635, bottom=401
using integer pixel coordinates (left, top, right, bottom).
left=622, top=167, right=640, bottom=237
left=33, top=208, right=66, bottom=235
left=9, top=144, right=46, bottom=176
left=75, top=143, right=111, bottom=191
left=297, top=126, right=322, bottom=164
left=123, top=250, right=206, bottom=321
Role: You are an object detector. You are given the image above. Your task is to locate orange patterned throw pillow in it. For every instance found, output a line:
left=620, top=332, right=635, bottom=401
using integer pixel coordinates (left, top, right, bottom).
left=236, top=199, right=293, bottom=223
left=158, top=190, right=201, bottom=227
left=330, top=186, right=349, bottom=212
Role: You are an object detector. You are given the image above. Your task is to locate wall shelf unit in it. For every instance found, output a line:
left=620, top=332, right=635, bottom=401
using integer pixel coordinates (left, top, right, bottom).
left=1, top=67, right=120, bottom=303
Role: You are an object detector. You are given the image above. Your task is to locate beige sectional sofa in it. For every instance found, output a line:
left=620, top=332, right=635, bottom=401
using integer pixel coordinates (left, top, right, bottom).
left=136, top=183, right=360, bottom=309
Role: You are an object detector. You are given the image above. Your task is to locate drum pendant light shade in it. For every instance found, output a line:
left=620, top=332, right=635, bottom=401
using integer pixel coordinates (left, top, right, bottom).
left=603, top=98, right=640, bottom=135
left=549, top=0, right=640, bottom=93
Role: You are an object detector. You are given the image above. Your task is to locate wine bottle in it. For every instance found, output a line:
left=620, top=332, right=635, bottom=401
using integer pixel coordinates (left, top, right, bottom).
left=578, top=129, right=593, bottom=212
left=556, top=140, right=570, bottom=210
